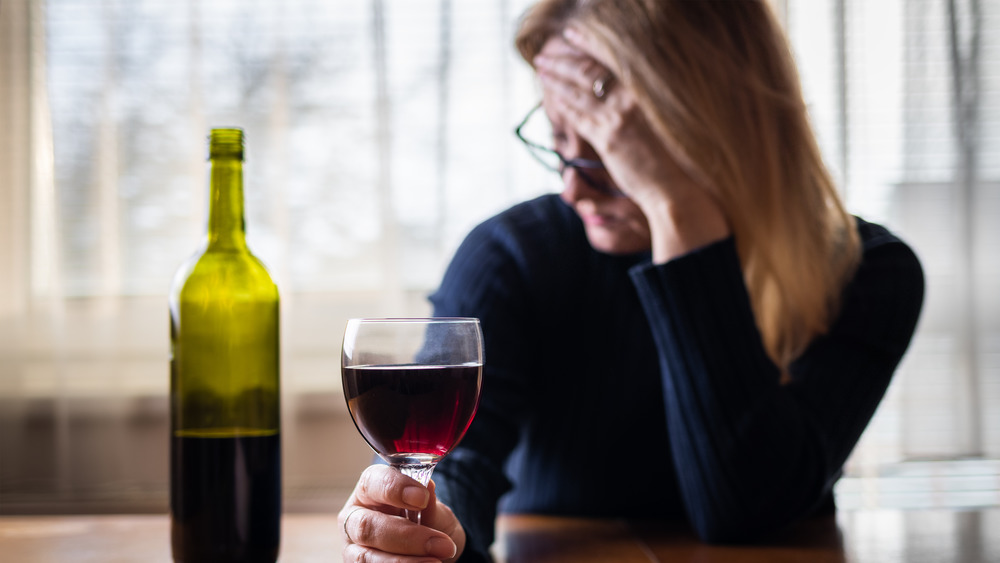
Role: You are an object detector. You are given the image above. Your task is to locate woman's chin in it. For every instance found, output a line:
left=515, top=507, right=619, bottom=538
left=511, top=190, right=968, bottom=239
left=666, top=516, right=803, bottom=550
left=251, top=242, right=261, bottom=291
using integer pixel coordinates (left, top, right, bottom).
left=584, top=226, right=650, bottom=255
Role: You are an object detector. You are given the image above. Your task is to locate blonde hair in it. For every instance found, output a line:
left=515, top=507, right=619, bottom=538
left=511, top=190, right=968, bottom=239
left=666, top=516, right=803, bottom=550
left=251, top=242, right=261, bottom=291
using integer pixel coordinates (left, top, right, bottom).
left=516, top=0, right=861, bottom=374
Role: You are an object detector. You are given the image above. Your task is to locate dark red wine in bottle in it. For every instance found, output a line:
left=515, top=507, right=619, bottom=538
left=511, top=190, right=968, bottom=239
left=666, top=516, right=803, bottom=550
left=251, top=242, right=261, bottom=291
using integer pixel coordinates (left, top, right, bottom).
left=170, top=433, right=280, bottom=562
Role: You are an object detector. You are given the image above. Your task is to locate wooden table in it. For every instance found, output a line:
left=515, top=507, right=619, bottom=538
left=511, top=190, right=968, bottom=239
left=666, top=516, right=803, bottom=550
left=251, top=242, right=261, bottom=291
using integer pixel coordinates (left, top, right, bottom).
left=0, top=509, right=997, bottom=562
left=496, top=514, right=848, bottom=562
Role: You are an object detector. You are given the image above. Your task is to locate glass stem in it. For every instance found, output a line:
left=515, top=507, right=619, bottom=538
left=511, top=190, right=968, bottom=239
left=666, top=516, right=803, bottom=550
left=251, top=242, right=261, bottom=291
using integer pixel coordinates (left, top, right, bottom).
left=398, top=463, right=436, bottom=525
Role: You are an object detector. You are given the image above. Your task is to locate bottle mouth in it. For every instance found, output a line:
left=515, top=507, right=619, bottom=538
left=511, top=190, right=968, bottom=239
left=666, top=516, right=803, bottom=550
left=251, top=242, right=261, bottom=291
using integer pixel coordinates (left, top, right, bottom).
left=209, top=128, right=245, bottom=159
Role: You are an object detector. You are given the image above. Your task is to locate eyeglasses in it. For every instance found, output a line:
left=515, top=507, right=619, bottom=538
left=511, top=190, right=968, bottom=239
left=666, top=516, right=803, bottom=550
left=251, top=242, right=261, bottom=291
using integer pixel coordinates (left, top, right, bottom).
left=514, top=102, right=622, bottom=196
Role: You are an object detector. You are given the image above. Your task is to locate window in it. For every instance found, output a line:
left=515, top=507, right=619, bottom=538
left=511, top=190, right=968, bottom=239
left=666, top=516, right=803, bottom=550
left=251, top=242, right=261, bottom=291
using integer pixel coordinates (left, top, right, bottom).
left=0, top=0, right=552, bottom=511
left=1, top=0, right=997, bottom=512
left=786, top=0, right=1000, bottom=507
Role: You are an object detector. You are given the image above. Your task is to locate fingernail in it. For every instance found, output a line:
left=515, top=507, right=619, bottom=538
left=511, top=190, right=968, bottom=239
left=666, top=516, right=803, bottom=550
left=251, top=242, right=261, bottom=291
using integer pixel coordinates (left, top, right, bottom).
left=533, top=55, right=550, bottom=67
left=403, top=485, right=429, bottom=509
left=563, top=26, right=581, bottom=42
left=426, top=537, right=457, bottom=559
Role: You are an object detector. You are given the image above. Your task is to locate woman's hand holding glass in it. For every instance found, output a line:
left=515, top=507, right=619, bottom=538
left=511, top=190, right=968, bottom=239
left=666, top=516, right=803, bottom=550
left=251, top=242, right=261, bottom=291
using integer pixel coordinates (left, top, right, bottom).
left=338, top=465, right=465, bottom=563
left=339, top=317, right=482, bottom=562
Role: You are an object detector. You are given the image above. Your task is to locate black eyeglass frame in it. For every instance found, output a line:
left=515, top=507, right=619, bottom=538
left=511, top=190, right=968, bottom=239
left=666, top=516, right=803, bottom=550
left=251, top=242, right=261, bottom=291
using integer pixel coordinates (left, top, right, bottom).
left=514, top=102, right=621, bottom=196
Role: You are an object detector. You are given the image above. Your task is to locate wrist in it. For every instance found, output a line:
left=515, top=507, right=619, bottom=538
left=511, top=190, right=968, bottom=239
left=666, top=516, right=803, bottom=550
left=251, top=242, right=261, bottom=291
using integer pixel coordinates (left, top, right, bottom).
left=640, top=190, right=731, bottom=263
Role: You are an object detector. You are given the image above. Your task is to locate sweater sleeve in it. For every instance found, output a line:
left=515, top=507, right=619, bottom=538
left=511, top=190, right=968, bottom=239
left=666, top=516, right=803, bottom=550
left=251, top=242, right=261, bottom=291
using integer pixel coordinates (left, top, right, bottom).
left=628, top=235, right=923, bottom=543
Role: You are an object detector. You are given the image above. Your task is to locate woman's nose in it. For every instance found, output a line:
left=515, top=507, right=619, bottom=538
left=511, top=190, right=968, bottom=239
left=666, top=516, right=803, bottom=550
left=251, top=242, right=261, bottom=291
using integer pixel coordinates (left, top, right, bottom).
left=559, top=166, right=598, bottom=205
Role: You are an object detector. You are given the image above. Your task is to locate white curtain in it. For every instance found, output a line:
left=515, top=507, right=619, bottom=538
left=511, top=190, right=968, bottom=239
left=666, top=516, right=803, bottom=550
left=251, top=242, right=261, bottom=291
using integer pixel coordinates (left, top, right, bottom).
left=0, top=0, right=552, bottom=511
left=786, top=0, right=1000, bottom=508
left=1, top=0, right=997, bottom=512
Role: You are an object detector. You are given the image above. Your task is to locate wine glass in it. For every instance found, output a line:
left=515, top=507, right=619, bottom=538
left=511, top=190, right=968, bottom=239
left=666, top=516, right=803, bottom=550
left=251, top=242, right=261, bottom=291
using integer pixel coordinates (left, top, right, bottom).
left=341, top=317, right=484, bottom=524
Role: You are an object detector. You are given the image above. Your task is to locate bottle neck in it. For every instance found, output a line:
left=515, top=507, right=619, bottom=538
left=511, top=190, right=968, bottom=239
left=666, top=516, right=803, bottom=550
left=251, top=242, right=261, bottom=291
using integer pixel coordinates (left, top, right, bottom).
left=206, top=157, right=247, bottom=251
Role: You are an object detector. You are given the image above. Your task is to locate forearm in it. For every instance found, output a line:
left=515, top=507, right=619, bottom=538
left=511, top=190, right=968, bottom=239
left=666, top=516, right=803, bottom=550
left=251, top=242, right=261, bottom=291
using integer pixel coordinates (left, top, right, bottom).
left=629, top=236, right=920, bottom=542
left=631, top=238, right=809, bottom=540
left=637, top=187, right=731, bottom=265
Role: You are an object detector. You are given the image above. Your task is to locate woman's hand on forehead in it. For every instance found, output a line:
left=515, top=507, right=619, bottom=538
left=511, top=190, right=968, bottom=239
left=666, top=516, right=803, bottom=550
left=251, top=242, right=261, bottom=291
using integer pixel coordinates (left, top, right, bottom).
left=533, top=26, right=730, bottom=262
left=533, top=31, right=672, bottom=205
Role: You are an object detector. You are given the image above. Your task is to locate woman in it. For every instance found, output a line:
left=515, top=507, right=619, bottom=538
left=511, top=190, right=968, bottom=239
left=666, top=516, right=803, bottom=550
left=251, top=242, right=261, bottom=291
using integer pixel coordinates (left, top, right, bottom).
left=338, top=1, right=924, bottom=561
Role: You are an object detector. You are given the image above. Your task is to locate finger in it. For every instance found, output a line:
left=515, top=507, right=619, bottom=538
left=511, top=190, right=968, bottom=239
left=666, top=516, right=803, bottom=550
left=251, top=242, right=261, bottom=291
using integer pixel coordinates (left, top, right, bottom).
left=535, top=54, right=607, bottom=94
left=538, top=69, right=592, bottom=109
left=537, top=35, right=584, bottom=58
left=340, top=505, right=364, bottom=541
left=561, top=26, right=621, bottom=103
left=562, top=25, right=617, bottom=71
left=538, top=72, right=607, bottom=135
left=414, top=481, right=449, bottom=533
left=354, top=464, right=431, bottom=512
left=420, top=491, right=464, bottom=542
left=534, top=39, right=608, bottom=92
left=545, top=93, right=594, bottom=142
left=343, top=543, right=443, bottom=563
left=343, top=508, right=457, bottom=560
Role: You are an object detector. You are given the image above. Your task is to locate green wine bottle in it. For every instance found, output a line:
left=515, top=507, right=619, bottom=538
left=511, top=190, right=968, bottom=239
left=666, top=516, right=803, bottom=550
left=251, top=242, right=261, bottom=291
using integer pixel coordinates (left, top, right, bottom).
left=169, top=128, right=281, bottom=563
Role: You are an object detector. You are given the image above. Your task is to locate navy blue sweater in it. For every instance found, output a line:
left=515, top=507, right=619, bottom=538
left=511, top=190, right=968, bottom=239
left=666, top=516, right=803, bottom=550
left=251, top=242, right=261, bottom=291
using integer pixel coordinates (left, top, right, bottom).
left=429, top=195, right=923, bottom=560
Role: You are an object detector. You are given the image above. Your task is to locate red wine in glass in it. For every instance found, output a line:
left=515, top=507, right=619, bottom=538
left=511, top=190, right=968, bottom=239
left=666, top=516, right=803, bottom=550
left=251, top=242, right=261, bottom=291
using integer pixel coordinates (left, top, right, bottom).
left=341, top=318, right=484, bottom=524
left=343, top=364, right=482, bottom=464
